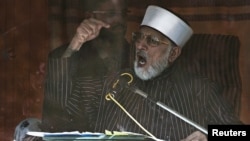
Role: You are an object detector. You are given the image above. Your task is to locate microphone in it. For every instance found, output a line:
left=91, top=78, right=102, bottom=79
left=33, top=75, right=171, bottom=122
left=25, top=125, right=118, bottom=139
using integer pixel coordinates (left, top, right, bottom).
left=108, top=71, right=154, bottom=101
left=108, top=72, right=134, bottom=97
left=120, top=72, right=208, bottom=134
left=107, top=72, right=208, bottom=135
left=131, top=86, right=208, bottom=135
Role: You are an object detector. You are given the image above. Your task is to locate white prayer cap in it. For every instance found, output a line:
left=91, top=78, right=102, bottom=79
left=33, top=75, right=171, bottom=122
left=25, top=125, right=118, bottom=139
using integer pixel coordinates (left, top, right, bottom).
left=141, top=5, right=193, bottom=47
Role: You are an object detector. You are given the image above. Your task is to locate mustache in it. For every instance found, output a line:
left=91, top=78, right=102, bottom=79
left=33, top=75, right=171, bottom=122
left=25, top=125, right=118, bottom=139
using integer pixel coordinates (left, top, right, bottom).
left=136, top=50, right=147, bottom=59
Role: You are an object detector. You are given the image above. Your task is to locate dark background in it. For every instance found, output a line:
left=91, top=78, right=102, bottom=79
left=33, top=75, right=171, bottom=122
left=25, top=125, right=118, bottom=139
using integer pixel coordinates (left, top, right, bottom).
left=1, top=0, right=250, bottom=140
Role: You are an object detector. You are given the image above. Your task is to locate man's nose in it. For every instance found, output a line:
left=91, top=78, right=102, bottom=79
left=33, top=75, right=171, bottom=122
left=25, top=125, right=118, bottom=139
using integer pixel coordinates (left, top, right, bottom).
left=135, top=39, right=148, bottom=50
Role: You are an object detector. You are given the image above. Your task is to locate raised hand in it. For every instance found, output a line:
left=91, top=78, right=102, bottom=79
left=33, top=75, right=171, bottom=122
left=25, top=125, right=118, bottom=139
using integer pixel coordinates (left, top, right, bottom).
left=62, top=18, right=110, bottom=57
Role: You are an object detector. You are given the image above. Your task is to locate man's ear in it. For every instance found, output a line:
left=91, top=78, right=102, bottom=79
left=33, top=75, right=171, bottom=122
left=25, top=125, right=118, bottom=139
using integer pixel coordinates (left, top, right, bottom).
left=168, top=46, right=182, bottom=63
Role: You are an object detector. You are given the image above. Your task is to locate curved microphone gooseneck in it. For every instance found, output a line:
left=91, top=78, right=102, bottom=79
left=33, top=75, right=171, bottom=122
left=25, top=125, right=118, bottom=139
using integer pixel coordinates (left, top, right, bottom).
left=106, top=72, right=208, bottom=138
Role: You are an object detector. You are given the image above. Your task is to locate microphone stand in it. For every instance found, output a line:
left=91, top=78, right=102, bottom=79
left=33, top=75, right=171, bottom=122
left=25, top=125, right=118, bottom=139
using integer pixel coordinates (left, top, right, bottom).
left=130, top=87, right=208, bottom=135
left=115, top=73, right=208, bottom=135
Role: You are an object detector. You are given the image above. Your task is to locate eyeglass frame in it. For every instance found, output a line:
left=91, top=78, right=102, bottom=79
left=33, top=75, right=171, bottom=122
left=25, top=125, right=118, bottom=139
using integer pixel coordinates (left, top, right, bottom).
left=132, top=32, right=170, bottom=47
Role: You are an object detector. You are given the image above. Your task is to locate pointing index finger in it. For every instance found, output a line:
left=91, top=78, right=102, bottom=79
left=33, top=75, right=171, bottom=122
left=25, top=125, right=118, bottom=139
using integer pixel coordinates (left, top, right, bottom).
left=89, top=18, right=110, bottom=28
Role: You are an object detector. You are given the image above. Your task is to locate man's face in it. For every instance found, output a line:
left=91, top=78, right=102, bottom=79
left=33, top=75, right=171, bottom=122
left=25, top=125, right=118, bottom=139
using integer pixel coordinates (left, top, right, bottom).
left=133, top=26, right=173, bottom=80
left=93, top=0, right=128, bottom=39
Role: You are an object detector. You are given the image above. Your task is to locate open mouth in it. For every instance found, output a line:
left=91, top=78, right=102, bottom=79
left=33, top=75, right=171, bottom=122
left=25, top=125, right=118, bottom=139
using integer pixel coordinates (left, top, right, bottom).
left=136, top=52, right=147, bottom=67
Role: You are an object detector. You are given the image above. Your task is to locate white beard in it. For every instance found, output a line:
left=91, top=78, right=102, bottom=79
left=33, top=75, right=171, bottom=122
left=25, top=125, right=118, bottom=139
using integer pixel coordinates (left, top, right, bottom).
left=134, top=47, right=172, bottom=80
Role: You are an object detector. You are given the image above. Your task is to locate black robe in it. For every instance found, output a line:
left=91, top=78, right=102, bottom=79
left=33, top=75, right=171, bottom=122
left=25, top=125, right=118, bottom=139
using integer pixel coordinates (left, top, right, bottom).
left=66, top=64, right=242, bottom=141
left=41, top=38, right=132, bottom=132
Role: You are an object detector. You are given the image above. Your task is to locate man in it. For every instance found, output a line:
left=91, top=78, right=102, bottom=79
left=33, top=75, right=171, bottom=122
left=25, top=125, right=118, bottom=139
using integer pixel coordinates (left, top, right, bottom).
left=41, top=0, right=132, bottom=132
left=67, top=5, right=243, bottom=141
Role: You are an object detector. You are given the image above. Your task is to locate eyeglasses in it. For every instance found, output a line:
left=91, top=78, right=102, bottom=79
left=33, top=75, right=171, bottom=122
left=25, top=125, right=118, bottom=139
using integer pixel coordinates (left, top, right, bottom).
left=132, top=32, right=169, bottom=47
left=92, top=10, right=128, bottom=17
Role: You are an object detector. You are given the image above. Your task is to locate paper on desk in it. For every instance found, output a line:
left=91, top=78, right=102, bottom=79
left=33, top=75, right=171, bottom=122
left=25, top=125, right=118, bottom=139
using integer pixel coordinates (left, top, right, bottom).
left=27, top=131, right=105, bottom=137
left=27, top=130, right=160, bottom=140
left=27, top=130, right=147, bottom=137
left=105, top=130, right=148, bottom=136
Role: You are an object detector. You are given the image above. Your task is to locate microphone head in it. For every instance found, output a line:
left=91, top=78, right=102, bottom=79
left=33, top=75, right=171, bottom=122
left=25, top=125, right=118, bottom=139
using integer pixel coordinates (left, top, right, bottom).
left=107, top=69, right=134, bottom=97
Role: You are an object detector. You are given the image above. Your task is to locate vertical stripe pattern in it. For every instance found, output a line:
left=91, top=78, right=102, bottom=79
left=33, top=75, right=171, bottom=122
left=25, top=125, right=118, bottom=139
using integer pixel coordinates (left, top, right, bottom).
left=45, top=57, right=72, bottom=108
left=178, top=34, right=241, bottom=115
left=67, top=65, right=242, bottom=141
